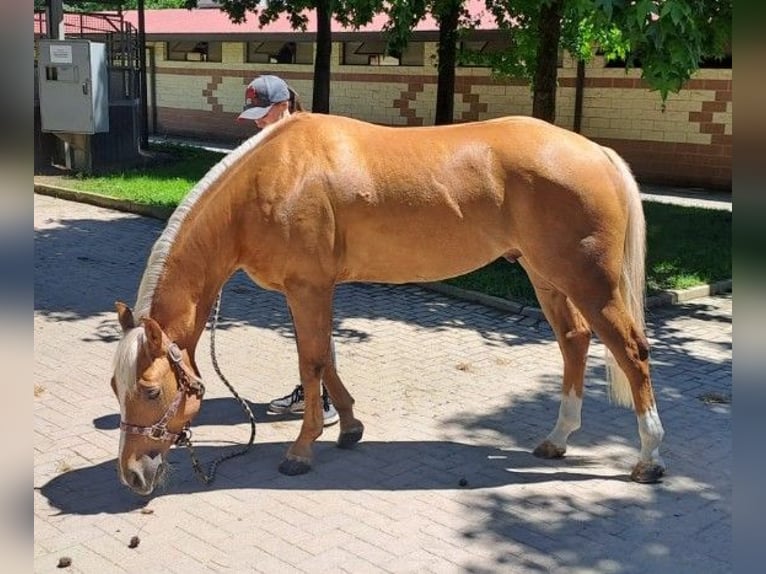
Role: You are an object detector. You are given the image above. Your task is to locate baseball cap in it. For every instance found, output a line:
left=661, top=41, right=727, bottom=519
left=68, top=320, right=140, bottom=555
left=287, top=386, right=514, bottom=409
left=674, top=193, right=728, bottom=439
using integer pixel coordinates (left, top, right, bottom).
left=237, top=75, right=290, bottom=121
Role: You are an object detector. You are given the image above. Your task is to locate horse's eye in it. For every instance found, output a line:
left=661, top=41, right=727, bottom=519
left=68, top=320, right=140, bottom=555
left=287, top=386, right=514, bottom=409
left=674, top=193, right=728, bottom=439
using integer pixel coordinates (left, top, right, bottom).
left=144, top=387, right=161, bottom=401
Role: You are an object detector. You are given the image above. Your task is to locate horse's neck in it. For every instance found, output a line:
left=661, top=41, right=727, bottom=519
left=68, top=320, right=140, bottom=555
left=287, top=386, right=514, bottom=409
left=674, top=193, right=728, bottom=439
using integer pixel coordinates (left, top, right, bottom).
left=147, top=200, right=240, bottom=354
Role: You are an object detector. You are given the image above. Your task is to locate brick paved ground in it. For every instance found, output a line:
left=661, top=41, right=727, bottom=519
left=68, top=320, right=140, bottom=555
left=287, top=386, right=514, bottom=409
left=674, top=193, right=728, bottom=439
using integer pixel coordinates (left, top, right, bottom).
left=34, top=194, right=732, bottom=573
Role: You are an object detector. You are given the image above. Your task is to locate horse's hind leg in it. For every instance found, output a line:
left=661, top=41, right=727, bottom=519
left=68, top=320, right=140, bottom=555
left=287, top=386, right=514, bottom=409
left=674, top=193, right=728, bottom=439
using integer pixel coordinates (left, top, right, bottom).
left=573, top=290, right=666, bottom=483
left=524, top=267, right=591, bottom=459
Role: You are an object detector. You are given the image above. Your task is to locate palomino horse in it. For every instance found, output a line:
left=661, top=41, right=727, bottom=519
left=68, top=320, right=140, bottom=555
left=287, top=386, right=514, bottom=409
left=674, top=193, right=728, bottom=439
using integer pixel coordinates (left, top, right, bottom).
left=111, top=113, right=665, bottom=495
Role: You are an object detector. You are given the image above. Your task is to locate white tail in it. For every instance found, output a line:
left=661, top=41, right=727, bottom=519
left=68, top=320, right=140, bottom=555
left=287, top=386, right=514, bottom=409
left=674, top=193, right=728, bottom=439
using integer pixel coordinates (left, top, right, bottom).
left=601, top=147, right=646, bottom=408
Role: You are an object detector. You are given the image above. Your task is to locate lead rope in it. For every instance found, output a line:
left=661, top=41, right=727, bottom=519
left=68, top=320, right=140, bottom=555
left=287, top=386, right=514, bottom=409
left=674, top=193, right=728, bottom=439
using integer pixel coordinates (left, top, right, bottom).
left=178, top=289, right=256, bottom=485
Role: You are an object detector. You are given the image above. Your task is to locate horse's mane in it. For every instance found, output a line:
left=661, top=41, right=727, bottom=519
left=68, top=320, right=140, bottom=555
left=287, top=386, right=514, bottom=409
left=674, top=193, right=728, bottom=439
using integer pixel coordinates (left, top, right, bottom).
left=113, top=326, right=145, bottom=395
left=132, top=118, right=294, bottom=319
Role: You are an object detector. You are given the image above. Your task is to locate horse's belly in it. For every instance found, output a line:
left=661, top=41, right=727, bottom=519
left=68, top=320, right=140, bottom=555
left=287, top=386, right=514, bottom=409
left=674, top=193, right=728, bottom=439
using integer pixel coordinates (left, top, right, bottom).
left=335, top=176, right=514, bottom=283
left=341, top=224, right=509, bottom=283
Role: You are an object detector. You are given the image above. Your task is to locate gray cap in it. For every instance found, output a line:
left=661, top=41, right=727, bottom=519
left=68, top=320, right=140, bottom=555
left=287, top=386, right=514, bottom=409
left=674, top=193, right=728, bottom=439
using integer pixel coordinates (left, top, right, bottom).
left=237, top=75, right=290, bottom=121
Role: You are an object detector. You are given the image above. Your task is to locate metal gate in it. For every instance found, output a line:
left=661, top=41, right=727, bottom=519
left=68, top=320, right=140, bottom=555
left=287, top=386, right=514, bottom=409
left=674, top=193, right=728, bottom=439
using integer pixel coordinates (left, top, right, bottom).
left=34, top=10, right=141, bottom=103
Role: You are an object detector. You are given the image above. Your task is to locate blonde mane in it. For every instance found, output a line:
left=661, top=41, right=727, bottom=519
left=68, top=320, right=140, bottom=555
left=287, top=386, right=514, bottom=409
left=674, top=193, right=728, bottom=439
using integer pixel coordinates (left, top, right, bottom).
left=112, top=326, right=145, bottom=396
left=132, top=120, right=288, bottom=319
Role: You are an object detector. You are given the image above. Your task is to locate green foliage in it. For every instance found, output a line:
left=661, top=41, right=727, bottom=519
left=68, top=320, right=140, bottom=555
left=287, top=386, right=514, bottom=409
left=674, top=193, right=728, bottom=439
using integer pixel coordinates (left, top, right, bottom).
left=205, top=1, right=383, bottom=113
left=138, top=0, right=191, bottom=7
left=385, top=0, right=479, bottom=55
left=51, top=0, right=730, bottom=111
left=40, top=1, right=191, bottom=10
left=187, top=1, right=382, bottom=28
left=608, top=0, right=732, bottom=100
left=131, top=1, right=190, bottom=7
left=480, top=0, right=731, bottom=102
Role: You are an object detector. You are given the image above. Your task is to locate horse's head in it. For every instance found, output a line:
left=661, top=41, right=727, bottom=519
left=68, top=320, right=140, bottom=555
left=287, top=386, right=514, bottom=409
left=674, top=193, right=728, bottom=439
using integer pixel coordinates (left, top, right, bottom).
left=111, top=302, right=204, bottom=495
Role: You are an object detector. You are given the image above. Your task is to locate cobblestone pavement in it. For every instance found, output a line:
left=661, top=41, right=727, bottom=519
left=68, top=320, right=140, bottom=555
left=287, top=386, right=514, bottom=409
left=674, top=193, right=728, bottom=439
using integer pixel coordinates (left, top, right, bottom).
left=34, top=194, right=732, bottom=573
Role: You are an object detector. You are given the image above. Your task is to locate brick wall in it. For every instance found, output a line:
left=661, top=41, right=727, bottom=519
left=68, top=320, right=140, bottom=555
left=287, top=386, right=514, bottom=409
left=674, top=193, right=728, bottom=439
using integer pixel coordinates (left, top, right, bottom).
left=148, top=41, right=732, bottom=189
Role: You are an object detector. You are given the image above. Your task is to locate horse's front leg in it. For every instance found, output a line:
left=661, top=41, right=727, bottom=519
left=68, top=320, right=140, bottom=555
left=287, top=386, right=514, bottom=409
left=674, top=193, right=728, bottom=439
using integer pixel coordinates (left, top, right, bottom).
left=279, top=284, right=334, bottom=476
left=322, top=341, right=365, bottom=449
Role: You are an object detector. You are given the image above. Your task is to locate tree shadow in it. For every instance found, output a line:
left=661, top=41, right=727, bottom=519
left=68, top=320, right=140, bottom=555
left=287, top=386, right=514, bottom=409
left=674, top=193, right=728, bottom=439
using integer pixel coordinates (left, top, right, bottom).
left=433, top=301, right=732, bottom=572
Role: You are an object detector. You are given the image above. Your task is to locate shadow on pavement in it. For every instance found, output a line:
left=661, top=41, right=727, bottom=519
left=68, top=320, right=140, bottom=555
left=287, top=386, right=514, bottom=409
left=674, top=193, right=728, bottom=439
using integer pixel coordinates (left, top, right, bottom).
left=37, top=440, right=624, bottom=516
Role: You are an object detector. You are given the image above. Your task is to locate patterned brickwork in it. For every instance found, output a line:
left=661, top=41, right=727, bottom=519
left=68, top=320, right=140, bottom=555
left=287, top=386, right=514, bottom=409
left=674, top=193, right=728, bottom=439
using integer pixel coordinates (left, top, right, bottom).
left=394, top=81, right=426, bottom=125
left=202, top=75, right=223, bottom=113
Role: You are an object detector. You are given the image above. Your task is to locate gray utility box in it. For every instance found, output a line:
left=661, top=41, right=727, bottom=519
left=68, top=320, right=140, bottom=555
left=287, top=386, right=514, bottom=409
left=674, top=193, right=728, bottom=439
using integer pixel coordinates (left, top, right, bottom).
left=38, top=39, right=109, bottom=134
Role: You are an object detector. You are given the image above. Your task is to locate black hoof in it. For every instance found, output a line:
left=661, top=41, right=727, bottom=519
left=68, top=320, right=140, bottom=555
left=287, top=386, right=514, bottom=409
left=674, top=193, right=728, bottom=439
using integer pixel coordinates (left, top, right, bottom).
left=630, top=462, right=665, bottom=483
left=337, top=426, right=364, bottom=449
left=278, top=458, right=312, bottom=476
left=533, top=440, right=566, bottom=459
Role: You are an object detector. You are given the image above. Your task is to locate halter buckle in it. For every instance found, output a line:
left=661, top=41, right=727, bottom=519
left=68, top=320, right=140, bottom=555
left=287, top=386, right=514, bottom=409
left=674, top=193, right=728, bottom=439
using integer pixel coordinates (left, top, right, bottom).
left=150, top=426, right=165, bottom=440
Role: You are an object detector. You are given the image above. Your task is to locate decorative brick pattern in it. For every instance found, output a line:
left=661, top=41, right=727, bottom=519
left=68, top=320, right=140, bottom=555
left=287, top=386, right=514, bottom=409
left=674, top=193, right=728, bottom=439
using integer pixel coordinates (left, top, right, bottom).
left=460, top=91, right=488, bottom=122
left=202, top=75, right=223, bottom=113
left=394, top=81, right=426, bottom=126
left=694, top=89, right=733, bottom=147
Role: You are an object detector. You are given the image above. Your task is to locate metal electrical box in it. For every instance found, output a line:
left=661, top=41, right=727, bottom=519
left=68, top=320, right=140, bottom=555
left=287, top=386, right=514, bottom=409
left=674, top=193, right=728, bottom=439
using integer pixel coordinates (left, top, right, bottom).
left=38, top=39, right=109, bottom=134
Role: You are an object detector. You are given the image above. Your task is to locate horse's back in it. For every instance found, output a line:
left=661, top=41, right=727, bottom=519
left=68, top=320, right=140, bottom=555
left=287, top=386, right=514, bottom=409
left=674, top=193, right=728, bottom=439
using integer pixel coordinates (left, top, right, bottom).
left=276, top=113, right=618, bottom=208
left=243, top=113, right=630, bottom=285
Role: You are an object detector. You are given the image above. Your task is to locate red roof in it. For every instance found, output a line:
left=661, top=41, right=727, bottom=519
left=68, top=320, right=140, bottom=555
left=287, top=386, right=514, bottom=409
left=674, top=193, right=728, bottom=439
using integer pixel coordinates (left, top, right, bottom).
left=116, top=1, right=497, bottom=36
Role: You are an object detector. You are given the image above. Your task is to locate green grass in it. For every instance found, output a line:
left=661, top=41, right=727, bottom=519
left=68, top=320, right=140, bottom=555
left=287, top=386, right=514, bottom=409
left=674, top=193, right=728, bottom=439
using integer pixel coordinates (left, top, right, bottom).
left=61, top=144, right=224, bottom=209
left=44, top=143, right=731, bottom=305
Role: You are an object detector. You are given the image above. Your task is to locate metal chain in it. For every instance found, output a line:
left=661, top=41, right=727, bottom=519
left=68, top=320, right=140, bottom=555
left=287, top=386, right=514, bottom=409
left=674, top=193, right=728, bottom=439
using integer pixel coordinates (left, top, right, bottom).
left=178, top=289, right=256, bottom=485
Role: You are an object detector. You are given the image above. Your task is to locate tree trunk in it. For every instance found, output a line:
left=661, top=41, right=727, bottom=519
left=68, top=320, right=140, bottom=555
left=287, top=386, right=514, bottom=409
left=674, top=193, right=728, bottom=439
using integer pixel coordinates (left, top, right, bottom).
left=434, top=1, right=460, bottom=125
left=313, top=0, right=333, bottom=114
left=532, top=0, right=564, bottom=123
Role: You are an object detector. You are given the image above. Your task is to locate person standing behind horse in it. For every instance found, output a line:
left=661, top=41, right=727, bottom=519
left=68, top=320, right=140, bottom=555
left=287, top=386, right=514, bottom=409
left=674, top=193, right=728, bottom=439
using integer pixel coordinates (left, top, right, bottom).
left=237, top=74, right=304, bottom=128
left=237, top=75, right=339, bottom=426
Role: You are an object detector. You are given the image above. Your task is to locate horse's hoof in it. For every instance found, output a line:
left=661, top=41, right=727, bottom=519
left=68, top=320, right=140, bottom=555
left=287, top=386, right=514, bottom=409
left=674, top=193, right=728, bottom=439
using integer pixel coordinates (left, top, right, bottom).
left=278, top=458, right=312, bottom=476
left=337, top=425, right=364, bottom=449
left=533, top=440, right=566, bottom=459
left=630, top=461, right=665, bottom=483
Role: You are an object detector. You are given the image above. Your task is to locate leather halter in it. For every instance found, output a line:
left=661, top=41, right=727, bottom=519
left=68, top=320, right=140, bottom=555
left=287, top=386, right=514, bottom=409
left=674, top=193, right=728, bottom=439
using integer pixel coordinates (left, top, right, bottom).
left=119, top=343, right=205, bottom=444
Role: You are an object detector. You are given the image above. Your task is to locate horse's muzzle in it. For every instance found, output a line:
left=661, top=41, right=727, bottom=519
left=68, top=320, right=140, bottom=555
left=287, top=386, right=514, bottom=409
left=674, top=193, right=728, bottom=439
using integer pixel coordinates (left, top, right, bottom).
left=120, top=453, right=167, bottom=496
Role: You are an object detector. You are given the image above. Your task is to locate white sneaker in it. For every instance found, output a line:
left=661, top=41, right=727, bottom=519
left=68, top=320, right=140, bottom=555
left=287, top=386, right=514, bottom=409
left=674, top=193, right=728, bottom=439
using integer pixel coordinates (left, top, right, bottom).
left=268, top=385, right=339, bottom=426
left=268, top=385, right=305, bottom=414
left=322, top=393, right=339, bottom=426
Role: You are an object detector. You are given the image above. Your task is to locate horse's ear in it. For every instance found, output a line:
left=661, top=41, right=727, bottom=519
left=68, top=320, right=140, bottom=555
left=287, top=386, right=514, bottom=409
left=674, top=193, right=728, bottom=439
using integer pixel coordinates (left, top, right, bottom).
left=141, top=317, right=166, bottom=359
left=115, top=301, right=135, bottom=332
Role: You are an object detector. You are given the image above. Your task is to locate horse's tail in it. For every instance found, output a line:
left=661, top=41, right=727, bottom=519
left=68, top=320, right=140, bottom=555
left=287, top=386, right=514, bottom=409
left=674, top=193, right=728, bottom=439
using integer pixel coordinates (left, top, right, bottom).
left=601, top=146, right=646, bottom=408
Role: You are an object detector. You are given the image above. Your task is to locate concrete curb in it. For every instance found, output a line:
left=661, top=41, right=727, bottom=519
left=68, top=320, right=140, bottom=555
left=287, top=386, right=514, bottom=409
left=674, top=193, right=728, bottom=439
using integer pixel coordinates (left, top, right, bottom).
left=34, top=183, right=732, bottom=321
left=34, top=183, right=174, bottom=221
left=419, top=279, right=732, bottom=324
